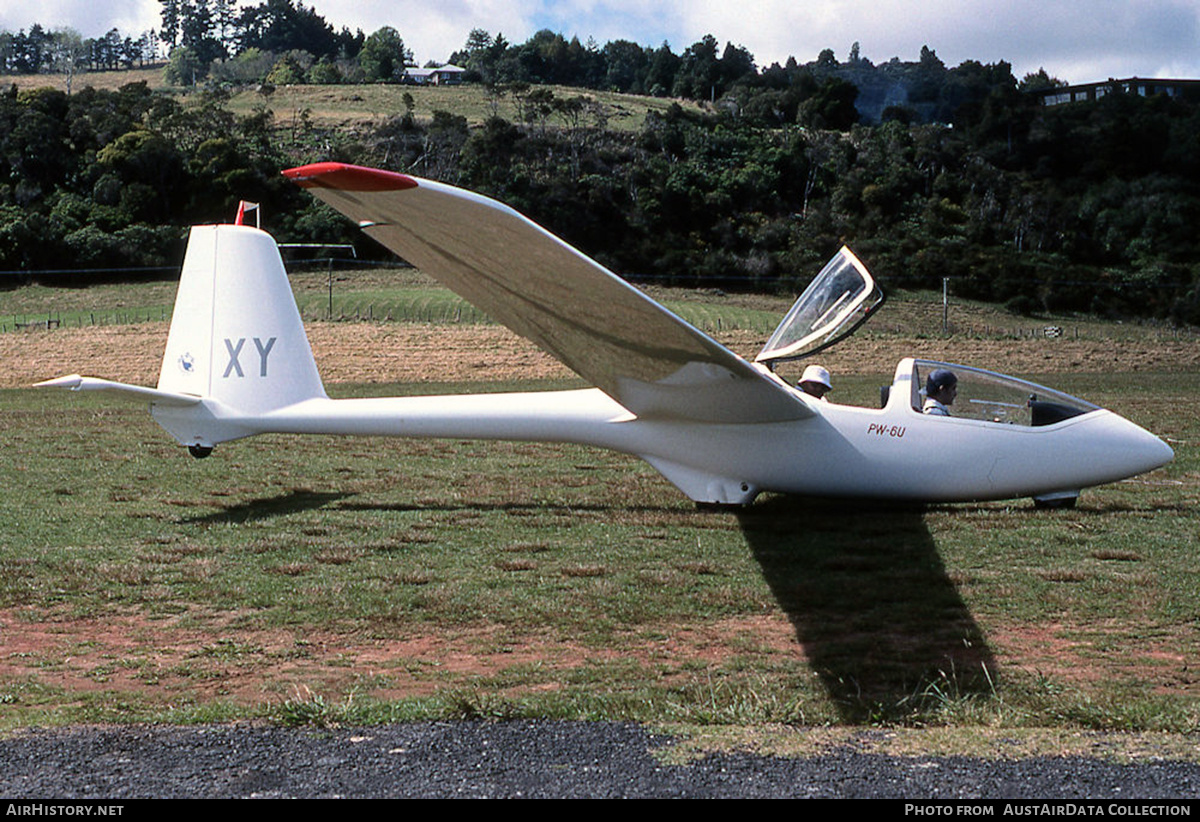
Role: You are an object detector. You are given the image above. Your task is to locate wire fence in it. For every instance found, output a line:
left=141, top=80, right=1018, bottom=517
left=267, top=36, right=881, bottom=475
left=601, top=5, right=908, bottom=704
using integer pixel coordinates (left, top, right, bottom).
left=2, top=308, right=172, bottom=333
left=3, top=259, right=1199, bottom=342
left=7, top=301, right=1198, bottom=344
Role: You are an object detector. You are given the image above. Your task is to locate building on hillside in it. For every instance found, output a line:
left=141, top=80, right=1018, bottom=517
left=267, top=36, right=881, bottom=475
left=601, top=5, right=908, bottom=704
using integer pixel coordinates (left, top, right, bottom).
left=403, top=64, right=467, bottom=85
left=1031, top=77, right=1200, bottom=107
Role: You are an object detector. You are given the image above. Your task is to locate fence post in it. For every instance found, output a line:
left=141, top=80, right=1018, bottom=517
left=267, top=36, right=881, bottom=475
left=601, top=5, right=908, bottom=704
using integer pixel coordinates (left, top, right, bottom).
left=942, top=277, right=949, bottom=335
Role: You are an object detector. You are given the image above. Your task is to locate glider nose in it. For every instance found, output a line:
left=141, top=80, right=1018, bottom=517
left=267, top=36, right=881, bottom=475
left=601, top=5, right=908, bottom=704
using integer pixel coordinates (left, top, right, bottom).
left=1109, top=412, right=1174, bottom=478
left=1144, top=429, right=1175, bottom=470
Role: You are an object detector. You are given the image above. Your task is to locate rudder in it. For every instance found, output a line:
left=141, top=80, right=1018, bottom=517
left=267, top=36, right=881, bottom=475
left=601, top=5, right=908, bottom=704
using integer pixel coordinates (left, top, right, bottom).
left=157, top=224, right=326, bottom=416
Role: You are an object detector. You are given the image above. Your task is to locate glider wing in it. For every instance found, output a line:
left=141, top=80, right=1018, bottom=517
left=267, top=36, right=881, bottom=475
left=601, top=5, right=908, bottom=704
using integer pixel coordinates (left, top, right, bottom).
left=284, top=163, right=809, bottom=423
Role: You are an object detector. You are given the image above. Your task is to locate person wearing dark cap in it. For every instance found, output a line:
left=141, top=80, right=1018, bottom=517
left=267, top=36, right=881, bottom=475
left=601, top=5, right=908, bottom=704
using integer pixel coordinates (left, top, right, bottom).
left=923, top=369, right=957, bottom=416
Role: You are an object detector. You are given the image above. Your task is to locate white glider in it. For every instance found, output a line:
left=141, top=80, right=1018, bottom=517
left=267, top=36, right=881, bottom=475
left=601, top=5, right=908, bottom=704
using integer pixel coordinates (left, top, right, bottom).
left=38, top=162, right=1173, bottom=507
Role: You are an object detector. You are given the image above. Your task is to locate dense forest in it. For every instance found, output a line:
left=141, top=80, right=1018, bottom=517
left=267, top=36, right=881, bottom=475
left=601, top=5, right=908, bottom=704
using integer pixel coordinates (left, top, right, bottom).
left=2, top=1, right=1200, bottom=323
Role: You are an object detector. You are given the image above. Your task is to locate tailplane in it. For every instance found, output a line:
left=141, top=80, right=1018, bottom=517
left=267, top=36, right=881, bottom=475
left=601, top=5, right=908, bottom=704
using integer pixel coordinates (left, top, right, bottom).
left=38, top=223, right=327, bottom=453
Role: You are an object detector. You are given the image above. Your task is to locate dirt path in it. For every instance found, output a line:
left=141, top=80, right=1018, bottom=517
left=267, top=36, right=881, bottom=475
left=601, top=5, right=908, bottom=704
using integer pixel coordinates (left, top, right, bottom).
left=3, top=321, right=1198, bottom=389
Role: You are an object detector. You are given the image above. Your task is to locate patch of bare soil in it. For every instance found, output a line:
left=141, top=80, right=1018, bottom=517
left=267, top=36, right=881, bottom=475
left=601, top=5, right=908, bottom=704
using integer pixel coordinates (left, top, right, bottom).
left=988, top=621, right=1200, bottom=696
left=0, top=323, right=572, bottom=389
left=3, top=321, right=1197, bottom=719
left=4, top=603, right=1193, bottom=717
left=3, top=321, right=1198, bottom=389
left=0, top=607, right=803, bottom=708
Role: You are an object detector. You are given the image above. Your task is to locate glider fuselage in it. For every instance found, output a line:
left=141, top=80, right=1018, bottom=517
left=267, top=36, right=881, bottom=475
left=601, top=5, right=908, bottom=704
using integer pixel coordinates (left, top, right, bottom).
left=150, top=357, right=1171, bottom=506
left=42, top=167, right=1173, bottom=508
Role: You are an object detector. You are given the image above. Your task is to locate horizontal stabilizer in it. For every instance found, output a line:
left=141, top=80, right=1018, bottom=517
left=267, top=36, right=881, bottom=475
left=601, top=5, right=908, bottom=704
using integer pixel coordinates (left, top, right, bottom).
left=34, top=375, right=202, bottom=407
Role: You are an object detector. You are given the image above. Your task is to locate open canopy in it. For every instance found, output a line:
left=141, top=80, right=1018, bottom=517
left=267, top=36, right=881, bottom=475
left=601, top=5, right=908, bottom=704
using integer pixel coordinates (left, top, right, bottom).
left=755, top=247, right=885, bottom=367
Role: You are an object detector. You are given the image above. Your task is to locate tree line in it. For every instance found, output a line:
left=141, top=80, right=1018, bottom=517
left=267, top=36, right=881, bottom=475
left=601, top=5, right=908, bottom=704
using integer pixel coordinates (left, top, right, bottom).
left=0, top=25, right=158, bottom=76
left=5, top=1, right=1047, bottom=127
left=2, top=72, right=1198, bottom=324
left=2, top=2, right=1199, bottom=323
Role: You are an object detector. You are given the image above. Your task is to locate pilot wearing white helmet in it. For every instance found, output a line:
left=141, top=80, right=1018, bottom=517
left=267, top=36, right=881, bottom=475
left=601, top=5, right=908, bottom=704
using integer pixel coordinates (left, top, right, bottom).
left=798, top=365, right=832, bottom=401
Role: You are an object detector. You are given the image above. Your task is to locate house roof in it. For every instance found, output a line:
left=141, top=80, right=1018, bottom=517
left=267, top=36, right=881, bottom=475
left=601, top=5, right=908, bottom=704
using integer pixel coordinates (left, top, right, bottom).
left=405, top=64, right=466, bottom=76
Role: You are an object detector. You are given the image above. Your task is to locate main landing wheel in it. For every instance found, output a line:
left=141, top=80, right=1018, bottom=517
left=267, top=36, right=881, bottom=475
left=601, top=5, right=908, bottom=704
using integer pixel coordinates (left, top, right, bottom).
left=188, top=444, right=213, bottom=459
left=695, top=501, right=748, bottom=512
left=1033, top=493, right=1078, bottom=510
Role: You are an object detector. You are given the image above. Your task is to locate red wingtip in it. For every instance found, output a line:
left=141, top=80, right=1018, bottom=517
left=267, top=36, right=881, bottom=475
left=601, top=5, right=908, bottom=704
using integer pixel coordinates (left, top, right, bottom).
left=282, top=162, right=419, bottom=192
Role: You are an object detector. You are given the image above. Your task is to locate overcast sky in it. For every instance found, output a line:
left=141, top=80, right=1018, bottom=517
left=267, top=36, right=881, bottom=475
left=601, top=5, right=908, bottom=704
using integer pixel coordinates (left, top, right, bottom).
left=2, top=0, right=1198, bottom=85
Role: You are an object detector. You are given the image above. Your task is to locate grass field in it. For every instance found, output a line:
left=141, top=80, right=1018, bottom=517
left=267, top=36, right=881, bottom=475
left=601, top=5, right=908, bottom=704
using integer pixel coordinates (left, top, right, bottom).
left=226, top=80, right=707, bottom=133
left=6, top=67, right=706, bottom=133
left=8, top=263, right=1199, bottom=340
left=4, top=67, right=1198, bottom=758
left=1, top=270, right=1198, bottom=759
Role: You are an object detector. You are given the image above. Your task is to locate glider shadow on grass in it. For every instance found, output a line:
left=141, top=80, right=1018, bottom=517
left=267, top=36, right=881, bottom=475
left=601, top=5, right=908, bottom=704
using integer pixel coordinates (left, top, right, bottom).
left=182, top=490, right=353, bottom=526
left=739, top=497, right=997, bottom=723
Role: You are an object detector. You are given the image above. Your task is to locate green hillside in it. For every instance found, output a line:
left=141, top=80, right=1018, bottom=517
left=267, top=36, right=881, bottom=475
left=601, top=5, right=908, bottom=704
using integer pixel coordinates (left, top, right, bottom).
left=224, top=81, right=706, bottom=132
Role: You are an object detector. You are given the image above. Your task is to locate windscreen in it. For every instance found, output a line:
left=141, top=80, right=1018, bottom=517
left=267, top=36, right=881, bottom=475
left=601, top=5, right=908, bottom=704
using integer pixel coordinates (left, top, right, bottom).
left=911, top=359, right=1099, bottom=426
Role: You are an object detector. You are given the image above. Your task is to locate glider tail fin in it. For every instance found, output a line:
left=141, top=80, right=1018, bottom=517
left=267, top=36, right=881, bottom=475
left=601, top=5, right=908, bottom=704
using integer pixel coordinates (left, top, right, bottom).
left=154, top=224, right=326, bottom=434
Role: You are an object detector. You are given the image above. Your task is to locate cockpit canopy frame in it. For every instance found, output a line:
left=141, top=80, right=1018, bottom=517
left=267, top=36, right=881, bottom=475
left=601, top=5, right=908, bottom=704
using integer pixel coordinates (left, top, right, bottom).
left=755, top=246, right=886, bottom=367
left=903, top=358, right=1100, bottom=426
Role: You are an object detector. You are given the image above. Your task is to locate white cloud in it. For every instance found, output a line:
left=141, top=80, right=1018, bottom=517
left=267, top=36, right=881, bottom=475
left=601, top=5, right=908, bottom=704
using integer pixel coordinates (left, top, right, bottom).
left=624, top=0, right=1200, bottom=81
left=313, top=0, right=537, bottom=62
left=0, top=0, right=161, bottom=37
left=2, top=0, right=1197, bottom=82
